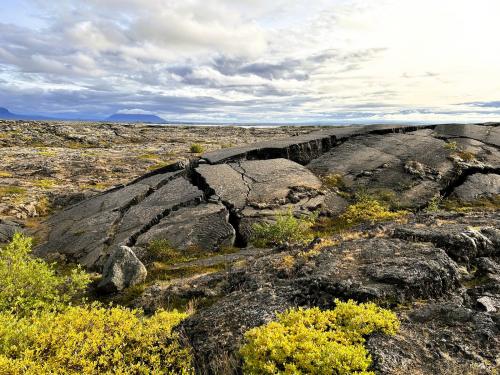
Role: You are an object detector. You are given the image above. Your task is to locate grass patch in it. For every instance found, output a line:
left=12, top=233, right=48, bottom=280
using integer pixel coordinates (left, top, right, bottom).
left=189, top=143, right=204, bottom=153
left=455, top=150, right=476, bottom=161
left=0, top=171, right=12, bottom=178
left=252, top=211, right=317, bottom=248
left=37, top=148, right=57, bottom=157
left=322, top=173, right=346, bottom=190
left=34, top=179, right=56, bottom=189
left=317, top=196, right=408, bottom=234
left=441, top=195, right=500, bottom=212
left=0, top=185, right=26, bottom=198
left=147, top=263, right=226, bottom=282
left=147, top=162, right=171, bottom=171
left=138, top=153, right=160, bottom=161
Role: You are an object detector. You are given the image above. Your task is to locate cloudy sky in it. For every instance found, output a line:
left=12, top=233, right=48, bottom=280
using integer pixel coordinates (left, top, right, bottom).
left=1, top=0, right=500, bottom=123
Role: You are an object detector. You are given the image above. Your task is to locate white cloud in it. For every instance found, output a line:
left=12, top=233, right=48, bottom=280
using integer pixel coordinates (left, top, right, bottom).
left=0, top=0, right=499, bottom=122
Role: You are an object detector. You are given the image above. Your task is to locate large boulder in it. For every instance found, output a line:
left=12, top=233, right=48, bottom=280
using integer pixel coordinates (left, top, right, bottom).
left=98, top=245, right=147, bottom=293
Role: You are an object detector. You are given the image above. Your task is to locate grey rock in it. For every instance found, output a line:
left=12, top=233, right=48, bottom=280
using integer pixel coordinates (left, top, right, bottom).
left=307, top=131, right=453, bottom=208
left=394, top=224, right=499, bottom=261
left=0, top=219, right=22, bottom=243
left=202, top=124, right=433, bottom=165
left=98, top=245, right=147, bottom=293
left=452, top=173, right=500, bottom=201
left=135, top=203, right=235, bottom=252
left=434, top=124, right=500, bottom=147
left=477, top=296, right=498, bottom=313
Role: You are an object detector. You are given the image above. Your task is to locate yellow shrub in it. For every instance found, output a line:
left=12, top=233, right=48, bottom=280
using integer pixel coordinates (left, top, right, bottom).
left=0, top=305, right=193, bottom=374
left=0, top=233, right=90, bottom=316
left=340, top=198, right=407, bottom=226
left=240, top=300, right=399, bottom=375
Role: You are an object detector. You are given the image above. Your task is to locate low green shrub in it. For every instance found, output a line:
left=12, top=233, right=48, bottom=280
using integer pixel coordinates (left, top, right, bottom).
left=0, top=305, right=193, bottom=374
left=0, top=234, right=194, bottom=374
left=190, top=143, right=204, bottom=153
left=252, top=211, right=316, bottom=248
left=240, top=299, right=399, bottom=374
left=0, top=233, right=90, bottom=316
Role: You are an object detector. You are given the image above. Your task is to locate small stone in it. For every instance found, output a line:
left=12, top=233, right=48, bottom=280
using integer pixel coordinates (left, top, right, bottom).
left=477, top=296, right=497, bottom=313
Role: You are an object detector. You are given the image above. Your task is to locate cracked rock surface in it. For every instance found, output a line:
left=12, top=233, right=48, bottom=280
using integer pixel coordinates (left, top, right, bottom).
left=35, top=122, right=500, bottom=374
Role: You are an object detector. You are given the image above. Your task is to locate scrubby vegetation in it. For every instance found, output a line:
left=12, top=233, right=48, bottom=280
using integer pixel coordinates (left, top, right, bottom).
left=252, top=211, right=316, bottom=247
left=240, top=299, right=399, bottom=374
left=318, top=195, right=408, bottom=234
left=190, top=143, right=204, bottom=153
left=0, top=233, right=90, bottom=316
left=0, top=305, right=193, bottom=374
left=0, top=234, right=194, bottom=374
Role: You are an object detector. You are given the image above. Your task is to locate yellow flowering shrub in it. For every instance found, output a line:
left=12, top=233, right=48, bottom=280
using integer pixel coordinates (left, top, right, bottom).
left=0, top=305, right=193, bottom=374
left=240, top=299, right=399, bottom=375
left=0, top=233, right=90, bottom=316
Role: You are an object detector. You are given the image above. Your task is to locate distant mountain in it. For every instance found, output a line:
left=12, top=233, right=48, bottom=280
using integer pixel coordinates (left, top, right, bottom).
left=0, top=107, right=54, bottom=120
left=105, top=113, right=167, bottom=123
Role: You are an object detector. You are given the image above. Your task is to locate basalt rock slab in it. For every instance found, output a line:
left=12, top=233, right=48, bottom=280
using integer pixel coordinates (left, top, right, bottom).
left=434, top=123, right=500, bottom=147
left=394, top=224, right=499, bottom=262
left=307, top=130, right=455, bottom=208
left=37, top=171, right=204, bottom=270
left=135, top=202, right=235, bottom=252
left=201, top=124, right=434, bottom=165
left=195, top=158, right=324, bottom=243
left=451, top=173, right=500, bottom=201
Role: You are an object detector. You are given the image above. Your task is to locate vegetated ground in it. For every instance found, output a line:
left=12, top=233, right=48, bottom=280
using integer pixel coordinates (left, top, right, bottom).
left=1, top=120, right=500, bottom=374
left=0, top=120, right=315, bottom=224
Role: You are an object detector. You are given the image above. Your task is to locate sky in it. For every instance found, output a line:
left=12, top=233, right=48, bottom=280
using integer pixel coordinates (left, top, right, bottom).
left=0, top=0, right=499, bottom=124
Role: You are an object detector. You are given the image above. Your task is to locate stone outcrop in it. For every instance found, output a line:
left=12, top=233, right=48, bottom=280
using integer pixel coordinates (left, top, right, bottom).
left=34, top=122, right=500, bottom=374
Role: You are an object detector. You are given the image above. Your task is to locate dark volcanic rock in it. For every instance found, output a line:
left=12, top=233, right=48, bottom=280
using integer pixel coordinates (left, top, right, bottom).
left=35, top=122, right=500, bottom=374
left=307, top=130, right=454, bottom=208
left=367, top=302, right=499, bottom=374
left=434, top=123, right=500, bottom=147
left=135, top=203, right=235, bottom=251
left=452, top=173, right=500, bottom=201
left=0, top=219, right=22, bottom=243
left=394, top=224, right=499, bottom=262
left=98, top=245, right=147, bottom=293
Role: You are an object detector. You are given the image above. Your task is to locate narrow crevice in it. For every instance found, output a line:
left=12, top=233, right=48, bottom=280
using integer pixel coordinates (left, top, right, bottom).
left=125, top=195, right=204, bottom=247
left=440, top=167, right=500, bottom=198
left=190, top=164, right=249, bottom=248
left=105, top=172, right=191, bottom=246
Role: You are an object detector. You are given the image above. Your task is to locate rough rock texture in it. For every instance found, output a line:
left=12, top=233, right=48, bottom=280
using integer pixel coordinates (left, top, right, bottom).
left=135, top=203, right=235, bottom=251
left=0, top=219, right=22, bottom=243
left=452, top=173, right=500, bottom=200
left=98, top=245, right=147, bottom=293
left=33, top=122, right=500, bottom=374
